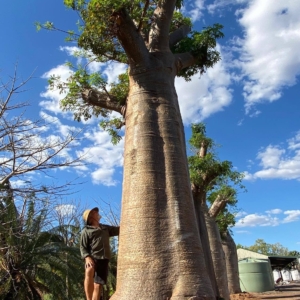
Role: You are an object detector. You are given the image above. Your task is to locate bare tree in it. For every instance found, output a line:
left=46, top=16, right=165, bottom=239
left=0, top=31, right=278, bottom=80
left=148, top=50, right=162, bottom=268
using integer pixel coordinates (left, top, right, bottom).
left=0, top=67, right=84, bottom=202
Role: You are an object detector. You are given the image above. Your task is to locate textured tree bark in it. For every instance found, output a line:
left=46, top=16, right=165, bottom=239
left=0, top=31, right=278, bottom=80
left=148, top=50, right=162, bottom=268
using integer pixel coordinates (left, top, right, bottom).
left=111, top=55, right=215, bottom=300
left=193, top=188, right=219, bottom=299
left=203, top=203, right=230, bottom=300
left=221, top=231, right=241, bottom=295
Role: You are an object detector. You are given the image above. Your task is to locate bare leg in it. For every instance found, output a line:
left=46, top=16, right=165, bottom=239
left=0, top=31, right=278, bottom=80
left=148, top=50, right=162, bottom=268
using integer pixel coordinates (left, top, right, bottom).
left=93, top=283, right=101, bottom=300
left=84, top=266, right=95, bottom=300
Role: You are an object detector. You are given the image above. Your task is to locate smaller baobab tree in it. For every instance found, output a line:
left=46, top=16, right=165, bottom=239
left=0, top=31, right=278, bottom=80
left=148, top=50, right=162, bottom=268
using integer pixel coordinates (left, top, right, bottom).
left=220, top=216, right=241, bottom=295
left=188, top=123, right=244, bottom=298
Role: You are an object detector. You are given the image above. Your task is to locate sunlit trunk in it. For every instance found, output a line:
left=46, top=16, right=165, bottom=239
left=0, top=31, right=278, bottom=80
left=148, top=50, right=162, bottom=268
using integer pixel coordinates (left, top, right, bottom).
left=193, top=189, right=219, bottom=299
left=221, top=231, right=241, bottom=295
left=203, top=202, right=230, bottom=300
left=112, top=56, right=215, bottom=300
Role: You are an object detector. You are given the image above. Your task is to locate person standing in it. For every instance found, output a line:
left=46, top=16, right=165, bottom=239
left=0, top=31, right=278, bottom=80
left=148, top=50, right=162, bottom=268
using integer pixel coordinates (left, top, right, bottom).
left=80, top=207, right=119, bottom=300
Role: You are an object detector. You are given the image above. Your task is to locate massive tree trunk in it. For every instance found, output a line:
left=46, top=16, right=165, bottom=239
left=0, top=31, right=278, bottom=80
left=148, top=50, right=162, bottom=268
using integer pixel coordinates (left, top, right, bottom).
left=221, top=231, right=241, bottom=295
left=111, top=55, right=214, bottom=299
left=202, top=203, right=230, bottom=300
left=190, top=141, right=229, bottom=299
left=204, top=201, right=230, bottom=300
left=193, top=187, right=220, bottom=299
left=70, top=1, right=221, bottom=298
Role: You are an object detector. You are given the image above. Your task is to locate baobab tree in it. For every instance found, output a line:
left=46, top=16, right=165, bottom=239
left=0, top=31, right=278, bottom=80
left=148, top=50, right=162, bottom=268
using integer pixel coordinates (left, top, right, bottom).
left=37, top=1, right=224, bottom=298
left=188, top=123, right=244, bottom=298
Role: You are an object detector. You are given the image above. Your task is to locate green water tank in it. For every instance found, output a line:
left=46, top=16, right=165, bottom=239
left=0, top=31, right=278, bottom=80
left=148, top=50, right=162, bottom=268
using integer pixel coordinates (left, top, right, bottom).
left=238, top=258, right=274, bottom=293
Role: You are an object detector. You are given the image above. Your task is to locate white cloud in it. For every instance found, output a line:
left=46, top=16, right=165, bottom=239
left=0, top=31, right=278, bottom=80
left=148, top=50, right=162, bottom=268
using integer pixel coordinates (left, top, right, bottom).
left=176, top=48, right=232, bottom=124
left=91, top=168, right=117, bottom=186
left=282, top=210, right=300, bottom=223
left=186, top=0, right=205, bottom=22
left=76, top=128, right=124, bottom=186
left=40, top=64, right=74, bottom=116
left=257, top=146, right=285, bottom=169
left=207, top=0, right=247, bottom=15
left=235, top=211, right=247, bottom=218
left=242, top=171, right=256, bottom=181
left=102, top=61, right=127, bottom=85
left=60, top=45, right=127, bottom=82
left=266, top=209, right=282, bottom=215
left=59, top=46, right=80, bottom=57
left=235, top=209, right=300, bottom=228
left=244, top=131, right=300, bottom=181
left=236, top=213, right=280, bottom=227
left=10, top=179, right=30, bottom=188
left=39, top=112, right=80, bottom=138
left=235, top=230, right=251, bottom=234
left=55, top=204, right=76, bottom=217
left=288, top=132, right=300, bottom=150
left=234, top=0, right=300, bottom=112
left=39, top=50, right=128, bottom=187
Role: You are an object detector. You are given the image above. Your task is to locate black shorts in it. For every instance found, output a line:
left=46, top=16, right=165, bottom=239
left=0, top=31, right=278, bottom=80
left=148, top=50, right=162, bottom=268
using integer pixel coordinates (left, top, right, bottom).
left=93, top=259, right=109, bottom=285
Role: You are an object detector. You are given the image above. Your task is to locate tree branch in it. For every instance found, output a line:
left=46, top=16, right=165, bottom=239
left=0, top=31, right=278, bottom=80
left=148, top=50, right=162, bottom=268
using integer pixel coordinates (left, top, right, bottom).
left=112, top=8, right=149, bottom=66
left=208, top=195, right=228, bottom=219
left=149, top=0, right=177, bottom=52
left=174, top=52, right=197, bottom=73
left=169, top=25, right=191, bottom=48
left=81, top=88, right=124, bottom=114
left=137, top=0, right=150, bottom=33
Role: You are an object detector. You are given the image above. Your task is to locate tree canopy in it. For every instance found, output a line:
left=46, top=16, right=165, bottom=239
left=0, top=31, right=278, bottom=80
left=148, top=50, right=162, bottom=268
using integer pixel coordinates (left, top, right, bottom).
left=36, top=0, right=224, bottom=143
left=188, top=122, right=245, bottom=232
left=237, top=239, right=290, bottom=256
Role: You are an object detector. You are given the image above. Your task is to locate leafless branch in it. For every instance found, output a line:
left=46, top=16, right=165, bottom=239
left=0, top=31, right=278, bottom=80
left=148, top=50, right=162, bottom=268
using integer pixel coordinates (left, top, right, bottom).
left=0, top=68, right=86, bottom=200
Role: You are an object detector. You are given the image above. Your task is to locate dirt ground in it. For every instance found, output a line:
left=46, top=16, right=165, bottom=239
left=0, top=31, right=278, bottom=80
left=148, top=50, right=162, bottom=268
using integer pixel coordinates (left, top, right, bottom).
left=230, top=281, right=300, bottom=300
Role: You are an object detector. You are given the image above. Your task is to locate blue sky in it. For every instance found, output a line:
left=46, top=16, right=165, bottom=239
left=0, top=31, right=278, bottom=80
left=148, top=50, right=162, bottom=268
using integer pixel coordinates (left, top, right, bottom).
left=1, top=0, right=300, bottom=252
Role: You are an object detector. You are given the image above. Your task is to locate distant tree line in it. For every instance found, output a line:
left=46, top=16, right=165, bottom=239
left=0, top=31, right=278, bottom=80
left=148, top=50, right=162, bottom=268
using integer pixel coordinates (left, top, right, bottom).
left=237, top=238, right=300, bottom=257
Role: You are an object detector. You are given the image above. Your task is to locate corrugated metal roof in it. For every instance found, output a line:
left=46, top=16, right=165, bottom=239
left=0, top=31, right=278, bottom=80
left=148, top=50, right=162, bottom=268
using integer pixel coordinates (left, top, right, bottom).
left=237, top=248, right=268, bottom=260
left=237, top=249, right=298, bottom=269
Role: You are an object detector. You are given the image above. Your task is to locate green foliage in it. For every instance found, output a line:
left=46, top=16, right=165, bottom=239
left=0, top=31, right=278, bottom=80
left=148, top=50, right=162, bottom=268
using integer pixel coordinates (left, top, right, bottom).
left=109, top=72, right=129, bottom=104
left=239, top=239, right=290, bottom=256
left=288, top=250, right=300, bottom=257
left=170, top=11, right=192, bottom=32
left=172, top=24, right=224, bottom=80
left=36, top=2, right=223, bottom=142
left=100, top=118, right=124, bottom=145
left=0, top=192, right=84, bottom=299
left=189, top=122, right=214, bottom=150
left=48, top=62, right=128, bottom=143
left=49, top=66, right=110, bottom=122
left=188, top=122, right=245, bottom=191
left=188, top=123, right=245, bottom=232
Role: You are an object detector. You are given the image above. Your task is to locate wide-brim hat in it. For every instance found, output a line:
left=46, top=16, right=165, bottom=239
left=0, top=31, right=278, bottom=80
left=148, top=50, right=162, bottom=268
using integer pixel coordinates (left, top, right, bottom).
left=83, top=207, right=99, bottom=224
